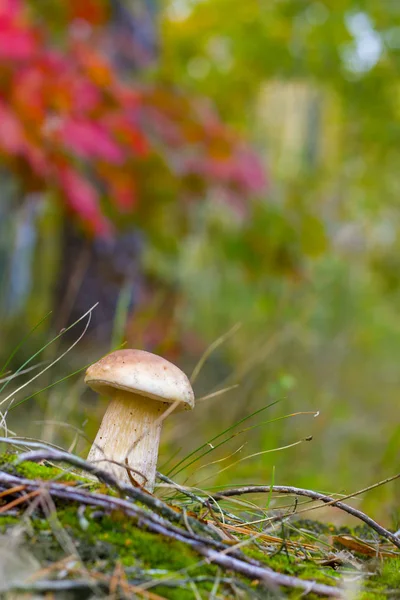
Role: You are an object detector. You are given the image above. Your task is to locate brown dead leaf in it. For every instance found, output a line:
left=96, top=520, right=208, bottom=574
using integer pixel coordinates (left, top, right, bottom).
left=332, top=535, right=399, bottom=558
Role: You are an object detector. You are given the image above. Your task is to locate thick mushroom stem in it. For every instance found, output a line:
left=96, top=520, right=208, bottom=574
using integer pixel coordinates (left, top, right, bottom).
left=87, top=390, right=165, bottom=491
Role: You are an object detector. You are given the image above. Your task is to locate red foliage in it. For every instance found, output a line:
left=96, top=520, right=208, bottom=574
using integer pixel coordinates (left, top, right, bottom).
left=61, top=119, right=125, bottom=163
left=67, top=0, right=109, bottom=26
left=0, top=0, right=266, bottom=236
left=58, top=166, right=111, bottom=236
left=0, top=0, right=37, bottom=59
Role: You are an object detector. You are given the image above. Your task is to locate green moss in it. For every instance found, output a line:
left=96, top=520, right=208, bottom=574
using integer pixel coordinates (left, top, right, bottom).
left=372, top=558, right=400, bottom=589
left=244, top=546, right=337, bottom=588
left=16, top=461, right=82, bottom=482
left=148, top=587, right=195, bottom=600
left=0, top=515, right=20, bottom=529
left=56, top=508, right=215, bottom=574
left=358, top=594, right=387, bottom=600
left=291, top=518, right=333, bottom=536
left=0, top=452, right=91, bottom=485
left=1, top=503, right=217, bottom=599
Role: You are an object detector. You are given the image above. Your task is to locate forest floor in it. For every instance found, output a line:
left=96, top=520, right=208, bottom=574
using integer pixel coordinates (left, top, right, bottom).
left=0, top=450, right=399, bottom=599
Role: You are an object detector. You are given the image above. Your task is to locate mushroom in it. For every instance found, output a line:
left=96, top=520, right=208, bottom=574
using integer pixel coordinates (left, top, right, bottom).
left=85, top=349, right=195, bottom=491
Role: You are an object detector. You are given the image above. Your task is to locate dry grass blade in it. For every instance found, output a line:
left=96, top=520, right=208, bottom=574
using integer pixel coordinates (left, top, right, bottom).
left=332, top=534, right=399, bottom=558
left=192, top=437, right=312, bottom=487
left=209, top=521, right=318, bottom=552
left=197, top=384, right=239, bottom=402
left=190, top=322, right=241, bottom=384
left=0, top=362, right=49, bottom=384
left=0, top=303, right=97, bottom=410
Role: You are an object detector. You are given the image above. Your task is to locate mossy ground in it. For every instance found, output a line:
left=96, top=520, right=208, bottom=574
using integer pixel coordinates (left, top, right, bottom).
left=0, top=452, right=95, bottom=485
left=0, top=457, right=399, bottom=598
left=0, top=511, right=218, bottom=599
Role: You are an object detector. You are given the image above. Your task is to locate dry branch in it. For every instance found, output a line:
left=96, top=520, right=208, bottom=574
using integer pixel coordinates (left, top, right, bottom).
left=212, top=486, right=400, bottom=550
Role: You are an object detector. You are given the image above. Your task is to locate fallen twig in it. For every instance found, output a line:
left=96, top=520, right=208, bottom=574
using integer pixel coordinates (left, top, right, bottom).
left=2, top=578, right=165, bottom=599
left=212, top=485, right=400, bottom=550
left=1, top=579, right=106, bottom=594
left=0, top=488, right=41, bottom=513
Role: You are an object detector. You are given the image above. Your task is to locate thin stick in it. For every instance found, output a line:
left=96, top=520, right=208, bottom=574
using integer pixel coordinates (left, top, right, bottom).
left=0, top=488, right=41, bottom=513
left=0, top=484, right=26, bottom=498
left=2, top=578, right=165, bottom=599
left=212, top=484, right=400, bottom=550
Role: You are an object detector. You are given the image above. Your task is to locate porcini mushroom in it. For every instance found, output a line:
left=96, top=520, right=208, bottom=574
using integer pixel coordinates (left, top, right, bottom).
left=85, top=349, right=195, bottom=491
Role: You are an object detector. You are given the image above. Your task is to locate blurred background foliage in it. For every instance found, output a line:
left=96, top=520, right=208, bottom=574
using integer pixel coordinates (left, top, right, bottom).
left=1, top=0, right=400, bottom=522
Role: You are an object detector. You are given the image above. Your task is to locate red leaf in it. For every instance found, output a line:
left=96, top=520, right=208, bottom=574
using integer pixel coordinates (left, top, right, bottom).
left=67, top=0, right=109, bottom=25
left=0, top=0, right=23, bottom=18
left=0, top=26, right=37, bottom=60
left=98, top=164, right=137, bottom=212
left=111, top=179, right=137, bottom=212
left=105, top=113, right=149, bottom=156
left=23, top=139, right=48, bottom=177
left=61, top=118, right=124, bottom=163
left=0, top=102, right=24, bottom=152
left=59, top=167, right=111, bottom=236
left=0, top=2, right=38, bottom=60
left=74, top=43, right=113, bottom=87
left=113, top=83, right=142, bottom=110
left=234, top=147, right=267, bottom=193
left=69, top=77, right=102, bottom=113
left=12, top=66, right=45, bottom=122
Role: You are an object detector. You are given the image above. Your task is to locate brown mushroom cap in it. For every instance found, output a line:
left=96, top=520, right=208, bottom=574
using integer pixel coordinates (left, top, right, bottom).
left=84, top=349, right=195, bottom=410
